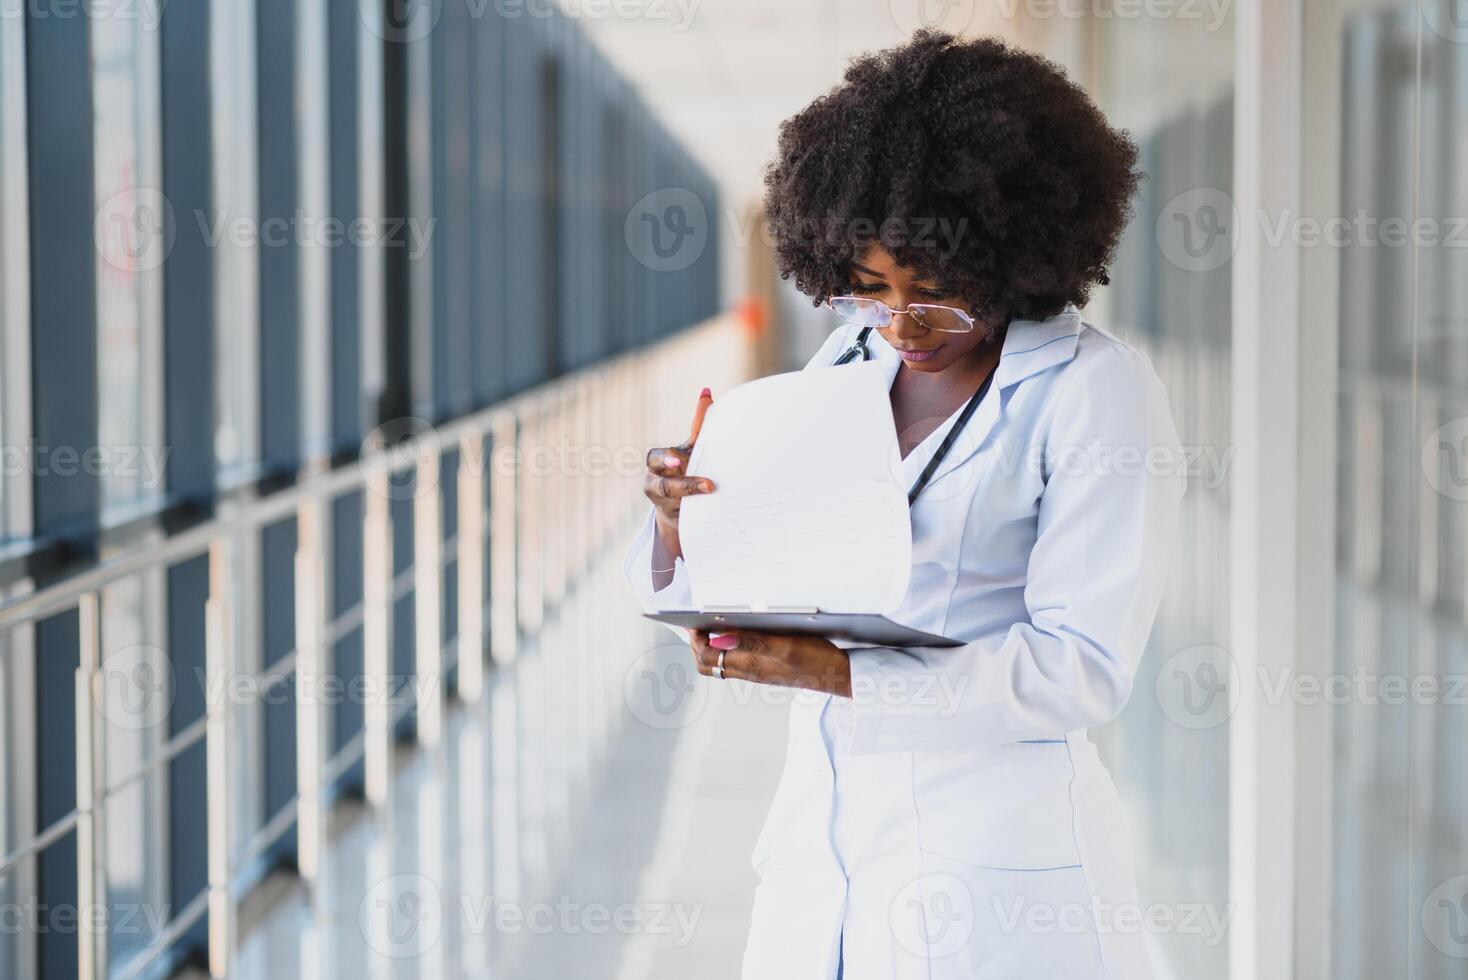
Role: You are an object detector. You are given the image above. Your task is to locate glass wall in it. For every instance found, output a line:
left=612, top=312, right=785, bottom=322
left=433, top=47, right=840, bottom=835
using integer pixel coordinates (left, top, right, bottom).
left=1028, top=2, right=1468, bottom=976
left=1328, top=2, right=1468, bottom=976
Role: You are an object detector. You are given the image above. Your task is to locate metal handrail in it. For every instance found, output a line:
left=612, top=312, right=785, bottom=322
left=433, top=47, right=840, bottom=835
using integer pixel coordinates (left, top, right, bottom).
left=0, top=314, right=745, bottom=980
left=0, top=337, right=622, bottom=631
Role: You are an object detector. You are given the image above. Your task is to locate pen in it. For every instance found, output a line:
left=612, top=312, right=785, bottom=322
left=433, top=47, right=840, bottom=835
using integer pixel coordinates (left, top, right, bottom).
left=680, top=386, right=713, bottom=452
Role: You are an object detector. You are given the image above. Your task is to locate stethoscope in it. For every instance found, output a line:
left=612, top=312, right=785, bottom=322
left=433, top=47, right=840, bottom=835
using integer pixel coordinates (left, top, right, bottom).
left=831, top=324, right=998, bottom=507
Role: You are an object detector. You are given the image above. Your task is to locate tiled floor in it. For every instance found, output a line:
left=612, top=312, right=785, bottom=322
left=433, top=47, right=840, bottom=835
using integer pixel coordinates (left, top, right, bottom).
left=198, top=579, right=790, bottom=980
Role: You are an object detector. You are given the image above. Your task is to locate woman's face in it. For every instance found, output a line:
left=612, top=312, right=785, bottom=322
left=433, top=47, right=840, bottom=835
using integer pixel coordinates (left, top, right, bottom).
left=843, top=245, right=996, bottom=375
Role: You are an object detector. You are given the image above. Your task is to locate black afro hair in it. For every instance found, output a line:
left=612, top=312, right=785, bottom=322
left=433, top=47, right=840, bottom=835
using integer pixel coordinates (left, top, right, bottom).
left=762, top=30, right=1143, bottom=333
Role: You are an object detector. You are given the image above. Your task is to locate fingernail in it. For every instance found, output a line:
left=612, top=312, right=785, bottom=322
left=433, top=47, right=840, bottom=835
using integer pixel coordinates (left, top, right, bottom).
left=699, top=387, right=711, bottom=399
left=699, top=480, right=713, bottom=492
left=710, top=634, right=739, bottom=650
left=663, top=455, right=681, bottom=468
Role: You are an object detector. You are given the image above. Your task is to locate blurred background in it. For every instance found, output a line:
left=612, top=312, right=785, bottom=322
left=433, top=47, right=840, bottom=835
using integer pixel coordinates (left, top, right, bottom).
left=0, top=0, right=1464, bottom=978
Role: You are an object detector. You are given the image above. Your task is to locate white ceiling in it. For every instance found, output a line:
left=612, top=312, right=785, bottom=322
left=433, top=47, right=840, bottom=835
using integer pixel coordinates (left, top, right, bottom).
left=570, top=0, right=1022, bottom=208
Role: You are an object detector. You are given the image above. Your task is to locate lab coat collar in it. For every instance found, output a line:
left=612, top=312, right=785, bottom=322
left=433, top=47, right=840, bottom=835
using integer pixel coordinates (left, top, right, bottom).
left=871, top=305, right=1085, bottom=493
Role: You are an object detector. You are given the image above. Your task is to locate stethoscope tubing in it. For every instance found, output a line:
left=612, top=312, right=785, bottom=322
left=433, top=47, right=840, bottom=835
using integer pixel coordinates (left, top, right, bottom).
left=830, top=325, right=997, bottom=506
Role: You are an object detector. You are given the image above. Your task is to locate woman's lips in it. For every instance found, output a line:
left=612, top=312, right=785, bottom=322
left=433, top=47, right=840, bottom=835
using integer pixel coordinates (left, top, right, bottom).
left=895, top=344, right=943, bottom=362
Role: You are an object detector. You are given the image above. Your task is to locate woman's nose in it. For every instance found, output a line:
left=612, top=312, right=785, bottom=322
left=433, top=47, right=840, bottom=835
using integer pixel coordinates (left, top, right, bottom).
left=888, top=309, right=927, bottom=337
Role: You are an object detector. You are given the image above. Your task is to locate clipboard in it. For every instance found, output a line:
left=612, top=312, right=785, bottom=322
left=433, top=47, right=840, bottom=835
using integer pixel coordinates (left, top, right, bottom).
left=643, top=607, right=963, bottom=648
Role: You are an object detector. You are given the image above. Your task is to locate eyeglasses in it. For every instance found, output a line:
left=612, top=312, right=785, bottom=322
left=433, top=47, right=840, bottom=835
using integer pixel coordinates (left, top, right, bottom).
left=825, top=295, right=978, bottom=334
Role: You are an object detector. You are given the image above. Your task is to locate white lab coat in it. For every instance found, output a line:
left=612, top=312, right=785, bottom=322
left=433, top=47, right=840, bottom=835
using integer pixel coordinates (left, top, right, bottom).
left=621, top=306, right=1184, bottom=979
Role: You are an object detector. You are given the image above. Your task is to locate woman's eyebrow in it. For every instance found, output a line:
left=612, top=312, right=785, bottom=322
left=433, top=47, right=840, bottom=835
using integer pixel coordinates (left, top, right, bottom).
left=848, top=262, right=886, bottom=277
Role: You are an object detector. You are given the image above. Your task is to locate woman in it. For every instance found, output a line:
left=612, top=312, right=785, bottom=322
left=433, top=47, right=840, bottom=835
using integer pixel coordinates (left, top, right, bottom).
left=622, top=30, right=1183, bottom=979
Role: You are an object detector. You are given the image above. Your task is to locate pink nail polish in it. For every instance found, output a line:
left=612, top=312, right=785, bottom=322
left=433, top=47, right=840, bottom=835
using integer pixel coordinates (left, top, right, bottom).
left=710, top=634, right=738, bottom=650
left=663, top=455, right=681, bottom=467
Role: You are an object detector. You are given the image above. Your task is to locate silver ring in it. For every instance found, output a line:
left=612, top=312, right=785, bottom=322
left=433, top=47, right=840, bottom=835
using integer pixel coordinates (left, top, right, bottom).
left=714, top=649, right=726, bottom=680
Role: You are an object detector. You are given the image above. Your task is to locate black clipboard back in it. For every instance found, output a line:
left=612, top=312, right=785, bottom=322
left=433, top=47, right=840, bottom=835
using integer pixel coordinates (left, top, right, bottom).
left=643, top=608, right=963, bottom=648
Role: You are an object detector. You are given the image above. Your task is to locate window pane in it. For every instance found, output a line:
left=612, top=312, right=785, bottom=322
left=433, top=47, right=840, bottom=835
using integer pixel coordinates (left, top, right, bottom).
left=1087, top=12, right=1235, bottom=980
left=92, top=5, right=164, bottom=521
left=100, top=573, right=169, bottom=971
left=1329, top=3, right=1468, bottom=976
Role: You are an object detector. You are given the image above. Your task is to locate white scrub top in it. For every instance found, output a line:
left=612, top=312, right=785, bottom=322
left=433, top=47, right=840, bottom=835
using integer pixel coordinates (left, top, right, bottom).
left=622, top=306, right=1185, bottom=979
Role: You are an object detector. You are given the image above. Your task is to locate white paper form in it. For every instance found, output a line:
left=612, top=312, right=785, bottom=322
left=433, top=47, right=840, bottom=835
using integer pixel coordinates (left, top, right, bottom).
left=677, top=359, right=913, bottom=614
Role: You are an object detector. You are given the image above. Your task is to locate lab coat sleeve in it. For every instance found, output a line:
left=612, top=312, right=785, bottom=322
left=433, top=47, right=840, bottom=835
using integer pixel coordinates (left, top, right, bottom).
left=621, top=503, right=696, bottom=646
left=619, top=321, right=855, bottom=647
left=844, top=343, right=1185, bottom=753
